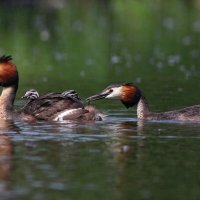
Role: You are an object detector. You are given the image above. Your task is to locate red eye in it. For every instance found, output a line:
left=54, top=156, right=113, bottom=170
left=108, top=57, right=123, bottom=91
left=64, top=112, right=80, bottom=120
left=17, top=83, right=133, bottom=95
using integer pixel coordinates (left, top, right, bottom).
left=109, top=89, right=113, bottom=93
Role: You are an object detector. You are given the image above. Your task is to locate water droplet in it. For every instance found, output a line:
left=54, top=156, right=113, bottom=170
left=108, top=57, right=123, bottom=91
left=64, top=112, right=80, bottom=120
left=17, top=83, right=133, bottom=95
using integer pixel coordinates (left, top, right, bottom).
left=47, top=65, right=53, bottom=71
left=177, top=87, right=183, bottom=92
left=54, top=52, right=65, bottom=61
left=42, top=77, right=48, bottom=82
left=134, top=54, right=142, bottom=62
left=190, top=49, right=199, bottom=58
left=111, top=55, right=120, bottom=64
left=156, top=62, right=163, bottom=69
left=193, top=20, right=200, bottom=32
left=122, top=145, right=130, bottom=153
left=135, top=77, right=141, bottom=83
left=80, top=70, right=85, bottom=78
left=168, top=54, right=180, bottom=66
left=163, top=17, right=175, bottom=30
left=85, top=58, right=94, bottom=66
left=182, top=36, right=192, bottom=46
left=72, top=20, right=84, bottom=32
left=40, top=29, right=50, bottom=41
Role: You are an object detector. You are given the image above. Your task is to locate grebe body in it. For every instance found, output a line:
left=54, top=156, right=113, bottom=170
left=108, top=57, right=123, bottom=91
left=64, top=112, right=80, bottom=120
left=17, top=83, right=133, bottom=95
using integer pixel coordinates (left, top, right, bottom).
left=0, top=55, right=101, bottom=121
left=20, top=89, right=89, bottom=121
left=87, top=83, right=200, bottom=121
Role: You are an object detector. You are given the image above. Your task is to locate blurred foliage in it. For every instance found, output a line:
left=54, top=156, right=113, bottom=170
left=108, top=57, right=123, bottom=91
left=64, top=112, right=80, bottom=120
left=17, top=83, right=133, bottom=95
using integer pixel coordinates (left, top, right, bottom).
left=0, top=0, right=199, bottom=109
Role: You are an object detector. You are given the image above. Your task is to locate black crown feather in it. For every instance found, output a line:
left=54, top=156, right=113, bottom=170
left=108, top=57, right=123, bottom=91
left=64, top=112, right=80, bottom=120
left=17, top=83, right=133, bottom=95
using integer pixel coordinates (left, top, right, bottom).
left=0, top=55, right=12, bottom=63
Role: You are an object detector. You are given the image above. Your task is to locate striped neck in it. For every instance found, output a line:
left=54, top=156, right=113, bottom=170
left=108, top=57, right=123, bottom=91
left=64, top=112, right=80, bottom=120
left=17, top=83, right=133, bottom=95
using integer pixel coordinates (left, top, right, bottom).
left=0, top=84, right=18, bottom=119
left=137, top=95, right=150, bottom=119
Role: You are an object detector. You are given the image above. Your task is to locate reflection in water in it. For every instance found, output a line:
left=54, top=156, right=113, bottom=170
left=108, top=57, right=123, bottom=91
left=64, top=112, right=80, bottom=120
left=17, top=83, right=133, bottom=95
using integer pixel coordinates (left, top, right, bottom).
left=0, top=120, right=19, bottom=193
left=0, top=117, right=198, bottom=199
left=0, top=0, right=199, bottom=199
left=104, top=121, right=145, bottom=161
left=98, top=121, right=147, bottom=199
left=104, top=120, right=200, bottom=200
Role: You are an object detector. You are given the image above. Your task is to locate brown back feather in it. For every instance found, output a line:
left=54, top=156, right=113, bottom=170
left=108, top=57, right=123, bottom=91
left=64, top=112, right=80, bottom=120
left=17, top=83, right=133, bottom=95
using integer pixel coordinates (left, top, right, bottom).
left=21, top=93, right=84, bottom=120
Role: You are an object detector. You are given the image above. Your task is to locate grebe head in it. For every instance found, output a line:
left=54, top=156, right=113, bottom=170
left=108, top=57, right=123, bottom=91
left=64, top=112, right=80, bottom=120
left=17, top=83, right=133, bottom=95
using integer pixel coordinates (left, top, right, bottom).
left=87, top=83, right=142, bottom=108
left=22, top=89, right=39, bottom=100
left=0, top=55, right=18, bottom=87
left=62, top=90, right=81, bottom=101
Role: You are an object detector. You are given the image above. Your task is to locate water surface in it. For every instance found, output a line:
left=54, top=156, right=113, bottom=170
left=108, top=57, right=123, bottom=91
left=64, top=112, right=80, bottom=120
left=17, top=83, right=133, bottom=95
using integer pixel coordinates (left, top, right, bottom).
left=0, top=0, right=200, bottom=199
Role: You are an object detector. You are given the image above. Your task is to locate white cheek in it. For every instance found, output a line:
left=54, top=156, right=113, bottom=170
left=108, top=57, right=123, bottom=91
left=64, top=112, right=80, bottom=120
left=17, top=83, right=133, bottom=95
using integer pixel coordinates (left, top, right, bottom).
left=105, top=88, right=122, bottom=99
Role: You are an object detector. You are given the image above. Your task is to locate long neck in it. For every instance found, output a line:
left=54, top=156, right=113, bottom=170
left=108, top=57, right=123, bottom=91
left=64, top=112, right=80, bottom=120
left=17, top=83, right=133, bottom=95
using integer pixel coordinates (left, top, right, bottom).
left=136, top=95, right=150, bottom=119
left=0, top=83, right=18, bottom=118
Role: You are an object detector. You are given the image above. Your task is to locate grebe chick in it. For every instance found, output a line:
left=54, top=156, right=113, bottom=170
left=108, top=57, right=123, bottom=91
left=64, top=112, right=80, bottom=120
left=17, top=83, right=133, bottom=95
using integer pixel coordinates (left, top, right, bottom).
left=22, top=89, right=39, bottom=100
left=22, top=89, right=81, bottom=101
left=87, top=83, right=200, bottom=121
left=0, top=55, right=100, bottom=121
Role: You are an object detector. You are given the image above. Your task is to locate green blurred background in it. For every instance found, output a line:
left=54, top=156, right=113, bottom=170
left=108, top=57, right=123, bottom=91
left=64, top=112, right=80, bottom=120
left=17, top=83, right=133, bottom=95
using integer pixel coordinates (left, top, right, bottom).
left=0, top=0, right=199, bottom=110
left=0, top=2, right=200, bottom=199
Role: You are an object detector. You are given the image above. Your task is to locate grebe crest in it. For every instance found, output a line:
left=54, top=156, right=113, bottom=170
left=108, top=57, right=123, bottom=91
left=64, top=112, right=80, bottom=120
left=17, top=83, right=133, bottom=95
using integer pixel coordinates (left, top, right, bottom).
left=0, top=55, right=18, bottom=87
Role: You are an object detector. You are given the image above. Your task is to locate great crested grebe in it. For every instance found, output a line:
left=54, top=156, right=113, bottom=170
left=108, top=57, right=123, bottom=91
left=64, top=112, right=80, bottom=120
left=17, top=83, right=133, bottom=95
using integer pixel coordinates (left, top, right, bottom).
left=87, top=83, right=200, bottom=121
left=0, top=55, right=101, bottom=121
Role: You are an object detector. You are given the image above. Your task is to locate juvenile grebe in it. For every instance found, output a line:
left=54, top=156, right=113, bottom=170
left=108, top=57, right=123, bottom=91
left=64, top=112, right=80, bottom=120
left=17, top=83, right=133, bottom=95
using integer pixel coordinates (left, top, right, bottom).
left=22, top=89, right=39, bottom=100
left=0, top=55, right=101, bottom=121
left=22, top=89, right=81, bottom=101
left=87, top=83, right=200, bottom=121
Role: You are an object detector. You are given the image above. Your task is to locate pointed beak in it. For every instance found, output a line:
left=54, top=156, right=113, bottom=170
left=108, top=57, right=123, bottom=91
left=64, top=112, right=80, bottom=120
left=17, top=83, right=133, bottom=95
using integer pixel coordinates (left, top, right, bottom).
left=86, top=92, right=109, bottom=103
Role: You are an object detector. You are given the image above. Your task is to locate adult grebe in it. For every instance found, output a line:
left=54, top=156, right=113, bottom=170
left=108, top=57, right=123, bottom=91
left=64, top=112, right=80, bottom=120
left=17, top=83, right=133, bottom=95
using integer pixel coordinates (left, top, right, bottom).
left=87, top=83, right=200, bottom=121
left=0, top=55, right=101, bottom=121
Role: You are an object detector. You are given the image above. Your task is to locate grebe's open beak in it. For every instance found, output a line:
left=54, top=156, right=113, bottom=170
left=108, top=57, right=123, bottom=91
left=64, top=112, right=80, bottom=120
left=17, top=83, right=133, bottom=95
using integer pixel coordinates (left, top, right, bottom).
left=86, top=91, right=110, bottom=103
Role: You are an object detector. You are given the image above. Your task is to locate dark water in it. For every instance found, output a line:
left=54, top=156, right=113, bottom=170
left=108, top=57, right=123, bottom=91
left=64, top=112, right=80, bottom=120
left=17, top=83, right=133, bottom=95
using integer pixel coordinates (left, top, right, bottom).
left=1, top=113, right=200, bottom=200
left=0, top=0, right=200, bottom=199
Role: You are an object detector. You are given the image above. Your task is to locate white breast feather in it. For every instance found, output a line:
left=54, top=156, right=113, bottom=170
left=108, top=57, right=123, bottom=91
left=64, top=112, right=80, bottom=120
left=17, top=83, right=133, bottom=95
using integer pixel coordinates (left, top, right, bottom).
left=54, top=109, right=80, bottom=121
